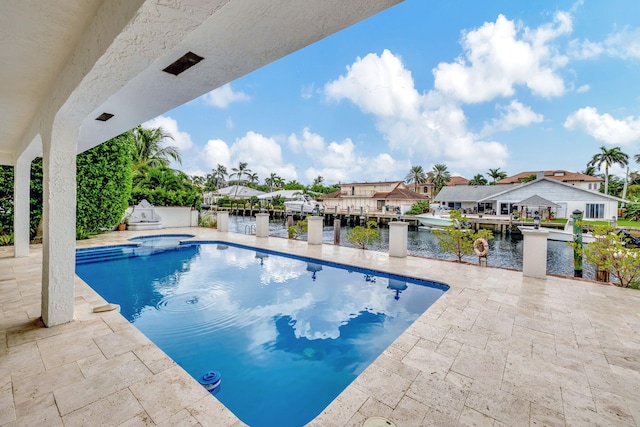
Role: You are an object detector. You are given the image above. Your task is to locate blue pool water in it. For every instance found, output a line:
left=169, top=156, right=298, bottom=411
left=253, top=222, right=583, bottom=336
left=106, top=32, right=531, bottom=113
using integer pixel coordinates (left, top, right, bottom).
left=76, top=240, right=448, bottom=426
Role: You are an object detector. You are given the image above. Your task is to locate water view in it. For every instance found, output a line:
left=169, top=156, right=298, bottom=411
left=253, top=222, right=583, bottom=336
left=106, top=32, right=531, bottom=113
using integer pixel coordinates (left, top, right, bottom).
left=226, top=215, right=597, bottom=279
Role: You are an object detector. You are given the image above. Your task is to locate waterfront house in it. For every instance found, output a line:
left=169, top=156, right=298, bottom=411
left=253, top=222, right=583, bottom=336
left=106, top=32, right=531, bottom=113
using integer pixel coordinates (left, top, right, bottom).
left=320, top=181, right=429, bottom=214
left=434, top=174, right=626, bottom=219
left=406, top=175, right=469, bottom=199
left=203, top=185, right=265, bottom=205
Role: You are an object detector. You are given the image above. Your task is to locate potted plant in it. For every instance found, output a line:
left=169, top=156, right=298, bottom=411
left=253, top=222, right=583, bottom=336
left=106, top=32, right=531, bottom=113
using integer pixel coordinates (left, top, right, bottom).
left=118, top=212, right=131, bottom=231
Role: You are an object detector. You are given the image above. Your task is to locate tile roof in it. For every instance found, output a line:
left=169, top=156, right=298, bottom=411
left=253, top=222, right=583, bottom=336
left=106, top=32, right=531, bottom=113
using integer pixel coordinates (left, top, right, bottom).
left=497, top=170, right=602, bottom=184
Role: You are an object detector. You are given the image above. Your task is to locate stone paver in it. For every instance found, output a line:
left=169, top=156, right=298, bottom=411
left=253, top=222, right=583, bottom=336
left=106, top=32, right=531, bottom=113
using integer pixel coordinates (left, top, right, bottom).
left=1, top=227, right=639, bottom=426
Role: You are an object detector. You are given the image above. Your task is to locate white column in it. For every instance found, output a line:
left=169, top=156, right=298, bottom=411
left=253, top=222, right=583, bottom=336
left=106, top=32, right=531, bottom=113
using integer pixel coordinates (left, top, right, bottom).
left=307, top=216, right=323, bottom=245
left=521, top=228, right=549, bottom=280
left=13, top=154, right=32, bottom=257
left=389, top=221, right=408, bottom=258
left=255, top=213, right=269, bottom=237
left=217, top=211, right=229, bottom=232
left=41, top=125, right=78, bottom=327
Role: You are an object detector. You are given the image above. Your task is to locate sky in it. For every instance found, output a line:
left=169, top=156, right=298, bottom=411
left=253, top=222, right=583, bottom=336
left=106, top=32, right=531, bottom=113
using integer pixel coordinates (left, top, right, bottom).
left=144, top=0, right=640, bottom=185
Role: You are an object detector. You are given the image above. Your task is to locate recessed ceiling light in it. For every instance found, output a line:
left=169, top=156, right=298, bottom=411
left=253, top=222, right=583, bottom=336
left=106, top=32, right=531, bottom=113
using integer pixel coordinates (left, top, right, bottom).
left=162, top=51, right=204, bottom=76
left=95, top=113, right=114, bottom=121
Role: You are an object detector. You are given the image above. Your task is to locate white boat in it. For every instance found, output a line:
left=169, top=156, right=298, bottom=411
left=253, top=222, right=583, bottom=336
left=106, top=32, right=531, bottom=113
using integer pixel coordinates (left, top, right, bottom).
left=284, top=195, right=324, bottom=215
left=518, top=219, right=596, bottom=243
left=415, top=213, right=454, bottom=228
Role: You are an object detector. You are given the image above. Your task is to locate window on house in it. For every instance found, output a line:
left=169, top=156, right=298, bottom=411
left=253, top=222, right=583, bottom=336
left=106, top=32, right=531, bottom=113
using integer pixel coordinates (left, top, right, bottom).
left=585, top=203, right=605, bottom=219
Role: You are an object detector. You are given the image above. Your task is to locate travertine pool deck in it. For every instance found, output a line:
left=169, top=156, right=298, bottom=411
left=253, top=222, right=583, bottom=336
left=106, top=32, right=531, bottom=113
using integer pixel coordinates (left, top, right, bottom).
left=2, top=227, right=640, bottom=426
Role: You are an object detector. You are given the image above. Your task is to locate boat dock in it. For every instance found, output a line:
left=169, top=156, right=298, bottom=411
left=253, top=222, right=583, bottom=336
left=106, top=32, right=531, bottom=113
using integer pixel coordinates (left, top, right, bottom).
left=209, top=206, right=552, bottom=234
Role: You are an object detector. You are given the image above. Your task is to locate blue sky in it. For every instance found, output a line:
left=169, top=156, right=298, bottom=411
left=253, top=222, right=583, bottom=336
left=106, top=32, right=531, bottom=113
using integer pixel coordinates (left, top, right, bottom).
left=145, top=0, right=640, bottom=185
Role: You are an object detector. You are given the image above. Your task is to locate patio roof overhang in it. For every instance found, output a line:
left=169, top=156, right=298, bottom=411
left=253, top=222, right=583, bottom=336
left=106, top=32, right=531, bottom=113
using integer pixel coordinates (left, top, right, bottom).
left=0, top=0, right=402, bottom=326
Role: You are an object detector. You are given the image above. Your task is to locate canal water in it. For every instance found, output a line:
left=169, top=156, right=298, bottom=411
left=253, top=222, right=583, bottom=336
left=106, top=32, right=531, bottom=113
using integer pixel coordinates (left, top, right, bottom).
left=226, top=216, right=596, bottom=280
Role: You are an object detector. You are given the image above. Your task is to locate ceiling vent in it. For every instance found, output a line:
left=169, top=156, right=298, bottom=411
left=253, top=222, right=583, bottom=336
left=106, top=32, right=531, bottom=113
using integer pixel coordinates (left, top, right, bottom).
left=162, top=51, right=204, bottom=76
left=95, top=113, right=114, bottom=121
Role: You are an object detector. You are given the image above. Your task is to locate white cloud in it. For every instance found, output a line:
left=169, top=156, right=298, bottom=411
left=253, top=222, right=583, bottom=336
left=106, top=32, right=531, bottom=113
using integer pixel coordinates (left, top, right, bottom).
left=202, top=139, right=231, bottom=170
left=229, top=131, right=298, bottom=181
left=564, top=107, right=640, bottom=145
left=433, top=12, right=570, bottom=102
left=604, top=26, right=640, bottom=59
left=142, top=115, right=194, bottom=152
left=576, top=84, right=590, bottom=93
left=569, top=26, right=640, bottom=60
left=482, top=100, right=544, bottom=134
left=301, top=83, right=315, bottom=100
left=201, top=83, right=250, bottom=109
left=285, top=128, right=408, bottom=183
left=324, top=51, right=509, bottom=171
left=325, top=49, right=420, bottom=120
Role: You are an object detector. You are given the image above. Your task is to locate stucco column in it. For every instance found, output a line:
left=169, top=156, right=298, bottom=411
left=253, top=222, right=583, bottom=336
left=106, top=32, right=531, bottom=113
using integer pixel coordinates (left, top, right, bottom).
left=217, top=211, right=229, bottom=232
left=389, top=221, right=408, bottom=258
left=521, top=228, right=549, bottom=280
left=13, top=154, right=32, bottom=257
left=41, top=126, right=78, bottom=327
left=307, top=216, right=323, bottom=245
left=255, top=213, right=269, bottom=237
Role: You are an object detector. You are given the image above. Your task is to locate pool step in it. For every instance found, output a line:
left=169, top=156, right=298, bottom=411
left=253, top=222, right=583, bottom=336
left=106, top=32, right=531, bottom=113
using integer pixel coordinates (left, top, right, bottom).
left=76, top=246, right=137, bottom=265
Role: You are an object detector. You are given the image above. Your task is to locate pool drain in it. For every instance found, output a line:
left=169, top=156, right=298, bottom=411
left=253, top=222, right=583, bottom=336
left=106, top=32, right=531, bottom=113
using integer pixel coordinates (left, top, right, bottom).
left=363, top=417, right=396, bottom=427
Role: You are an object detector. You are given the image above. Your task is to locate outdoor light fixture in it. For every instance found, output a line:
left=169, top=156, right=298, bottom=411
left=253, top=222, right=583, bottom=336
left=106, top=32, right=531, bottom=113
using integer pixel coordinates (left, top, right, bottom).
left=162, top=51, right=204, bottom=76
left=396, top=208, right=401, bottom=221
left=534, top=211, right=541, bottom=229
left=95, top=112, right=114, bottom=121
left=314, top=203, right=320, bottom=216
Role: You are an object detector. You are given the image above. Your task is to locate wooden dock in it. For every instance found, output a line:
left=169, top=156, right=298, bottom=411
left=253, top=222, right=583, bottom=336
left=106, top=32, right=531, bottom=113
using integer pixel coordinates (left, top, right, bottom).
left=208, top=206, right=560, bottom=234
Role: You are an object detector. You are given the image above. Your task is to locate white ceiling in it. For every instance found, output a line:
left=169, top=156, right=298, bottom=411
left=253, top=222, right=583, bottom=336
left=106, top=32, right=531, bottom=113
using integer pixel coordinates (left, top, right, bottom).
left=0, top=0, right=402, bottom=164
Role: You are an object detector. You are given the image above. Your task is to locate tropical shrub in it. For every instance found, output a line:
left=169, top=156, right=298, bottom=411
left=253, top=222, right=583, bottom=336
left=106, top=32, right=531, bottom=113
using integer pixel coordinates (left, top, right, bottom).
left=432, top=210, right=493, bottom=262
left=624, top=200, right=640, bottom=221
left=582, top=224, right=640, bottom=287
left=0, top=158, right=45, bottom=240
left=345, top=220, right=380, bottom=250
left=287, top=219, right=308, bottom=239
left=198, top=213, right=217, bottom=228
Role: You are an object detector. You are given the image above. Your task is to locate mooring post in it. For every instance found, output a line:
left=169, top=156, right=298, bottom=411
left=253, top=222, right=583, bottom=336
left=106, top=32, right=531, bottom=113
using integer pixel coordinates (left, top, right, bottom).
left=572, top=209, right=583, bottom=278
left=333, top=219, right=341, bottom=245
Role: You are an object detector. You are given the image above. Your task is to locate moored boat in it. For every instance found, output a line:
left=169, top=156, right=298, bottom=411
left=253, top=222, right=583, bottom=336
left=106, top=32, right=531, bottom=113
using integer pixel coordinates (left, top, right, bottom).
left=415, top=213, right=454, bottom=228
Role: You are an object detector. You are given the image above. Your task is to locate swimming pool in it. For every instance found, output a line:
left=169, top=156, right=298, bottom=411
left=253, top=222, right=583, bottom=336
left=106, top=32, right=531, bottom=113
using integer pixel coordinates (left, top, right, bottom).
left=76, top=238, right=448, bottom=426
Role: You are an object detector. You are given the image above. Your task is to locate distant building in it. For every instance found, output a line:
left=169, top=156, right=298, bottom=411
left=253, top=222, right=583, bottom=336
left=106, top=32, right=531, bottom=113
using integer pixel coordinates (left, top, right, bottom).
left=497, top=170, right=602, bottom=191
left=406, top=175, right=469, bottom=199
left=320, top=181, right=429, bottom=214
left=434, top=175, right=626, bottom=219
left=203, top=185, right=265, bottom=205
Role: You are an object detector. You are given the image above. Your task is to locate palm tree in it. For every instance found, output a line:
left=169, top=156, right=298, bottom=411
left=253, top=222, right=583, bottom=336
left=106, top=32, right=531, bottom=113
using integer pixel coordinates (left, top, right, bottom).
left=581, top=165, right=597, bottom=176
left=132, top=126, right=181, bottom=168
left=313, top=175, right=324, bottom=187
left=431, top=164, right=451, bottom=196
left=212, top=164, right=228, bottom=188
left=588, top=146, right=629, bottom=195
left=246, top=172, right=259, bottom=186
left=230, top=162, right=251, bottom=198
left=469, top=174, right=488, bottom=186
left=635, top=152, right=640, bottom=164
left=405, top=166, right=427, bottom=187
left=487, top=168, right=507, bottom=184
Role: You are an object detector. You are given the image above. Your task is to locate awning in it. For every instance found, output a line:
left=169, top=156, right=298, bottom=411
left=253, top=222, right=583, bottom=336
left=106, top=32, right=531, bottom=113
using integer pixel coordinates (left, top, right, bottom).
left=513, top=195, right=559, bottom=208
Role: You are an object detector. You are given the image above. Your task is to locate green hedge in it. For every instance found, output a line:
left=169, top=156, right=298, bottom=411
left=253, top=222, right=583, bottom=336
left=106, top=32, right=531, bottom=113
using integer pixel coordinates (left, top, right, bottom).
left=76, top=133, right=133, bottom=232
left=130, top=188, right=201, bottom=210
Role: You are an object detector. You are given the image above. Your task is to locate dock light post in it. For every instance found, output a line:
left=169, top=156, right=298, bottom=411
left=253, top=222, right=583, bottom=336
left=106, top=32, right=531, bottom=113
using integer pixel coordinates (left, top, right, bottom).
left=572, top=209, right=583, bottom=278
left=534, top=211, right=541, bottom=229
left=314, top=203, right=320, bottom=217
left=396, top=207, right=401, bottom=221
